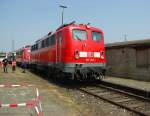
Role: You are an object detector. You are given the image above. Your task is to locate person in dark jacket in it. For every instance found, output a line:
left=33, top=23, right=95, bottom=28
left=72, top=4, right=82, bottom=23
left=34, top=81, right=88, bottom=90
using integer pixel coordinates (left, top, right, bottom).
left=2, top=58, right=8, bottom=73
left=22, top=61, right=27, bottom=73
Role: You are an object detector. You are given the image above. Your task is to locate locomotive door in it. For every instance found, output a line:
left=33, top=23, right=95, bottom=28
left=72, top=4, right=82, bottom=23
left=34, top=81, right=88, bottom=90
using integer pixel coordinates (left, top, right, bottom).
left=56, top=32, right=62, bottom=63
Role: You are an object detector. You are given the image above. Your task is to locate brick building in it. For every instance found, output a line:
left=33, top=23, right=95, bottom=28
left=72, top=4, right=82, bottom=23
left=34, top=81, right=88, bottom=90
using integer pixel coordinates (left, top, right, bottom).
left=105, top=39, right=150, bottom=81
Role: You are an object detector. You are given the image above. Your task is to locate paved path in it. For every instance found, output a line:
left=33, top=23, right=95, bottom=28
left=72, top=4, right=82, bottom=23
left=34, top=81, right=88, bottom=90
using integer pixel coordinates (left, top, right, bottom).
left=104, top=76, right=150, bottom=92
left=0, top=66, right=81, bottom=116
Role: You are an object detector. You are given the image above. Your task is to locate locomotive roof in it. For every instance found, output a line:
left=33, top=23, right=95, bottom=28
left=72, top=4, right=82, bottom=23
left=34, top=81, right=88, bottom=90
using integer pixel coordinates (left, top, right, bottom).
left=105, top=38, right=150, bottom=48
left=35, top=32, right=54, bottom=43
left=35, top=22, right=103, bottom=44
left=56, top=23, right=102, bottom=32
left=35, top=35, right=49, bottom=43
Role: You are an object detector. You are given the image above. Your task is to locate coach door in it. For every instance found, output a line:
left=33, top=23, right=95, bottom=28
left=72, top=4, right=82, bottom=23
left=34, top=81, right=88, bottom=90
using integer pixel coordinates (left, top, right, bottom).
left=56, top=32, right=62, bottom=63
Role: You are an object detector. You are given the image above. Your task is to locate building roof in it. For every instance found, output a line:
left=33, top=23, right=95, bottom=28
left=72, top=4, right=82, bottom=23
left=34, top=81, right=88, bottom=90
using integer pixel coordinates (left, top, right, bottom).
left=105, top=38, right=150, bottom=48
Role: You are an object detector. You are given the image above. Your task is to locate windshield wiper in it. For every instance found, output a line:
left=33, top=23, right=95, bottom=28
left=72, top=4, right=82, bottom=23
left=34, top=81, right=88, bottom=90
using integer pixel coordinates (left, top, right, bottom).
left=75, top=35, right=82, bottom=41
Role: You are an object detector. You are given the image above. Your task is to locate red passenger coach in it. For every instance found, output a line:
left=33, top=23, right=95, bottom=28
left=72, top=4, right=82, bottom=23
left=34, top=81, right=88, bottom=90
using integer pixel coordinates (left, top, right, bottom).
left=16, top=46, right=31, bottom=66
left=30, top=22, right=106, bottom=80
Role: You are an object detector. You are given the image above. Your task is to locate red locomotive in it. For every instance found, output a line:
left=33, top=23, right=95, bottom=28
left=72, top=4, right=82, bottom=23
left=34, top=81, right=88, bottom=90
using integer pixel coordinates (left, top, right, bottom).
left=30, top=22, right=106, bottom=80
left=16, top=45, right=31, bottom=66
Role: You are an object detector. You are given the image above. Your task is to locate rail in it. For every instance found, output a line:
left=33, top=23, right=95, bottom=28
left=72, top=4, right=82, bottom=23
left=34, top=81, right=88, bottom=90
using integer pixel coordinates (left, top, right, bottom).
left=76, top=82, right=150, bottom=116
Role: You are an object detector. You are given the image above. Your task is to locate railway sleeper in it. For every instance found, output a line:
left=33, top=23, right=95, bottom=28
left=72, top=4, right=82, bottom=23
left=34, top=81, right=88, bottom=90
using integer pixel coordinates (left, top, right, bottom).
left=114, top=98, right=132, bottom=103
left=129, top=103, right=147, bottom=109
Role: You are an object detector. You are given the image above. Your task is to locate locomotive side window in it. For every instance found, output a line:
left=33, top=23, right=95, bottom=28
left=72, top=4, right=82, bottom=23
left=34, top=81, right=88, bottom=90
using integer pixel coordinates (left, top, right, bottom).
left=73, top=29, right=87, bottom=40
left=35, top=44, right=38, bottom=50
left=92, top=32, right=102, bottom=41
left=31, top=44, right=38, bottom=51
left=49, top=34, right=56, bottom=46
left=31, top=45, right=33, bottom=51
left=42, top=40, right=45, bottom=48
left=38, top=42, right=42, bottom=49
left=31, top=45, right=35, bottom=51
left=51, top=34, right=56, bottom=45
left=45, top=38, right=49, bottom=47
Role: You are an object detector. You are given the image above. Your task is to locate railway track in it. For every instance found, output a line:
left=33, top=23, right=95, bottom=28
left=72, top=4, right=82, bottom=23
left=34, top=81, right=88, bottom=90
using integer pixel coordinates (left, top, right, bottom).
left=76, top=82, right=150, bottom=116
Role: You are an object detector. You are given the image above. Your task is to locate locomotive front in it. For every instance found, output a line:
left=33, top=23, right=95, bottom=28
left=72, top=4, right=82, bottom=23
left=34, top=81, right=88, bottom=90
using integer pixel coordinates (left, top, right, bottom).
left=62, top=24, right=106, bottom=80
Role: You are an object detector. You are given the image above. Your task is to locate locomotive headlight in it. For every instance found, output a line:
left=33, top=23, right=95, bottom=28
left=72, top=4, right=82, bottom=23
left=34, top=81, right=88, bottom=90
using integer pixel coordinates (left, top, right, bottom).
left=75, top=50, right=80, bottom=59
left=94, top=52, right=100, bottom=58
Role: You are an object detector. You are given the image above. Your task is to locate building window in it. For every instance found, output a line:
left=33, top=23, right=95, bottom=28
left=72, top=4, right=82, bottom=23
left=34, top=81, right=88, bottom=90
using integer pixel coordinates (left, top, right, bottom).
left=136, top=48, right=149, bottom=68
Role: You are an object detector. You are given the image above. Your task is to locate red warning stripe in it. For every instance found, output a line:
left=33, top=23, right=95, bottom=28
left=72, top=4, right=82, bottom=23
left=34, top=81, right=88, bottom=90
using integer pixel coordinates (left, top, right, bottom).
left=0, top=100, right=37, bottom=108
left=10, top=104, right=18, bottom=107
left=35, top=106, right=44, bottom=116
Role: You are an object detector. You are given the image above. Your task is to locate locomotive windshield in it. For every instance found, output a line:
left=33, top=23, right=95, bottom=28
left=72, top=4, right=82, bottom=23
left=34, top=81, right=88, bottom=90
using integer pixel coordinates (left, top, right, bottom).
left=73, top=29, right=87, bottom=40
left=92, top=32, right=102, bottom=41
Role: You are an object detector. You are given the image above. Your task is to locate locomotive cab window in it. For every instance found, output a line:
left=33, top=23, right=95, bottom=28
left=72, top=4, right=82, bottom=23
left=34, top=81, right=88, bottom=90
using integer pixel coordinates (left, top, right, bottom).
left=73, top=29, right=87, bottom=41
left=92, top=32, right=102, bottom=41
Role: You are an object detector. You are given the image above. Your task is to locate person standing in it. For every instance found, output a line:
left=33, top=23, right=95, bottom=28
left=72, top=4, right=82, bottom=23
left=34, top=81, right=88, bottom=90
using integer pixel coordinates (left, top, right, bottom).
left=22, top=61, right=27, bottom=73
left=2, top=58, right=8, bottom=73
left=12, top=59, right=16, bottom=72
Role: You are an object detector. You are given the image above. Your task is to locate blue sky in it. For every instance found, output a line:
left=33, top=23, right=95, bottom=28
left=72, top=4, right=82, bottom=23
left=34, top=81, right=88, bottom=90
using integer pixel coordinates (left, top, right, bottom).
left=0, top=0, right=150, bottom=52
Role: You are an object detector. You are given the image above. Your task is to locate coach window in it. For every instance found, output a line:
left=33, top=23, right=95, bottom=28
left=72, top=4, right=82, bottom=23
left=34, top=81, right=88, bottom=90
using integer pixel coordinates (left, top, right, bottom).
left=73, top=29, right=87, bottom=41
left=20, top=50, right=23, bottom=55
left=31, top=45, right=34, bottom=51
left=92, top=32, right=102, bottom=41
left=35, top=44, right=38, bottom=50
left=33, top=45, right=35, bottom=51
left=32, top=45, right=34, bottom=51
left=31, top=46, right=33, bottom=51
